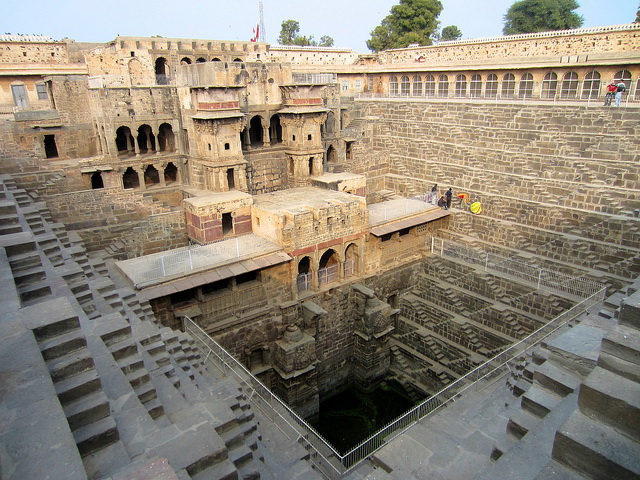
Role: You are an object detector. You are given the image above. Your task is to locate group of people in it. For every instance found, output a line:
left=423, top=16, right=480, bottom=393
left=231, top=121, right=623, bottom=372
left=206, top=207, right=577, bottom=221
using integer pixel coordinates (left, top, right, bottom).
left=426, top=184, right=454, bottom=210
left=604, top=81, right=627, bottom=107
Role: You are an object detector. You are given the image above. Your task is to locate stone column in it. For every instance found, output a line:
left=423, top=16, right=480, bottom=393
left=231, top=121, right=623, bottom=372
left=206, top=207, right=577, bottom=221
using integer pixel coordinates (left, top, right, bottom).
left=262, top=125, right=270, bottom=147
left=135, top=167, right=146, bottom=190
left=243, top=129, right=251, bottom=150
left=157, top=164, right=166, bottom=187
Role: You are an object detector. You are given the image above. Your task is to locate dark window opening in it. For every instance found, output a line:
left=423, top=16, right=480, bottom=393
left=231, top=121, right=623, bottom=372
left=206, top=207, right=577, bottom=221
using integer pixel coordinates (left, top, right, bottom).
left=123, top=167, right=139, bottom=189
left=222, top=212, right=233, bottom=236
left=202, top=279, right=229, bottom=295
left=236, top=271, right=258, bottom=284
left=226, top=168, right=235, bottom=190
left=224, top=142, right=230, bottom=150
left=346, top=141, right=353, bottom=161
left=380, top=233, right=393, bottom=242
left=44, top=135, right=59, bottom=158
left=269, top=114, right=282, bottom=145
left=399, top=227, right=411, bottom=236
left=144, top=165, right=160, bottom=185
left=249, top=116, right=263, bottom=147
left=170, top=287, right=197, bottom=305
left=292, top=135, right=296, bottom=141
left=307, top=134, right=312, bottom=141
left=164, top=162, right=178, bottom=183
left=91, top=172, right=104, bottom=189
left=308, top=157, right=314, bottom=175
left=298, top=257, right=311, bottom=274
left=130, top=51, right=135, bottom=57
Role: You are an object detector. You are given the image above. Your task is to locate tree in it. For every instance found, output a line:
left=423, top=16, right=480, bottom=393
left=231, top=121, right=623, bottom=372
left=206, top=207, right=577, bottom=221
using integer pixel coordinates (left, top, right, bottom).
left=278, top=20, right=300, bottom=45
left=367, top=0, right=444, bottom=52
left=503, top=0, right=583, bottom=35
left=319, top=36, right=335, bottom=47
left=441, top=25, right=462, bottom=41
left=636, top=3, right=639, bottom=22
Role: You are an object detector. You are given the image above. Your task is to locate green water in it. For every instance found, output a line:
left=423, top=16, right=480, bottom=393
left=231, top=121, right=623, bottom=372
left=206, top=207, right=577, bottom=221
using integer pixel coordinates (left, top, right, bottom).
left=310, top=381, right=415, bottom=454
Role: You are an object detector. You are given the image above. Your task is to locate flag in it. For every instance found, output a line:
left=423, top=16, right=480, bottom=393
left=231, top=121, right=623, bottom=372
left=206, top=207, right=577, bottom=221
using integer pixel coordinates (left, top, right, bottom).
left=251, top=23, right=260, bottom=42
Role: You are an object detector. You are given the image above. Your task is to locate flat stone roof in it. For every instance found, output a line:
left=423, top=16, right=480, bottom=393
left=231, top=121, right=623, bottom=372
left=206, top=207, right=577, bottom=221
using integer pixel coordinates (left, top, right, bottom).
left=253, top=187, right=362, bottom=215
left=184, top=190, right=252, bottom=208
left=311, top=172, right=365, bottom=183
left=368, top=198, right=440, bottom=227
left=116, top=233, right=286, bottom=289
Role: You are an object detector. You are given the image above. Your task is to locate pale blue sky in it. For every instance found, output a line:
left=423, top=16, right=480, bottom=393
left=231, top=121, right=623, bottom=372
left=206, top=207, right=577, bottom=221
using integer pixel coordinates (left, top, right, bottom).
left=2, top=0, right=637, bottom=52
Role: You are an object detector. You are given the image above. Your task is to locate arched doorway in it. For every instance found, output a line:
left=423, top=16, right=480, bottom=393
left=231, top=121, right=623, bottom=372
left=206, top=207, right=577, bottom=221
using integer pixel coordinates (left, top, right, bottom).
left=269, top=114, right=282, bottom=145
left=137, top=124, right=156, bottom=154
left=115, top=126, right=134, bottom=155
left=123, top=167, right=139, bottom=189
left=180, top=57, right=192, bottom=65
left=326, top=145, right=337, bottom=165
left=249, top=116, right=263, bottom=147
left=158, top=123, right=175, bottom=152
left=318, top=249, right=338, bottom=286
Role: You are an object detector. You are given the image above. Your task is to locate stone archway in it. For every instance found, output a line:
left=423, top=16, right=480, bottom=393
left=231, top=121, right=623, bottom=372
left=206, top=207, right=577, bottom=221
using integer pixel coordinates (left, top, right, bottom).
left=318, top=249, right=338, bottom=286
left=249, top=115, right=263, bottom=147
left=123, top=167, right=139, bottom=189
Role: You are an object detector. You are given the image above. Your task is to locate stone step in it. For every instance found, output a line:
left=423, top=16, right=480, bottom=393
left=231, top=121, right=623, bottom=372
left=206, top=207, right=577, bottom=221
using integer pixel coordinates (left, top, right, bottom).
left=578, top=366, right=640, bottom=441
left=109, top=338, right=139, bottom=361
left=12, top=265, right=46, bottom=287
left=63, top=390, right=111, bottom=430
left=38, top=328, right=87, bottom=361
left=533, top=361, right=581, bottom=397
left=73, top=415, right=119, bottom=457
left=521, top=384, right=563, bottom=418
left=55, top=368, right=103, bottom=406
left=598, top=323, right=640, bottom=382
left=190, top=458, right=237, bottom=480
left=144, top=397, right=165, bottom=419
left=18, top=281, right=52, bottom=303
left=507, top=409, right=539, bottom=440
left=47, top=348, right=95, bottom=382
left=553, top=410, right=640, bottom=479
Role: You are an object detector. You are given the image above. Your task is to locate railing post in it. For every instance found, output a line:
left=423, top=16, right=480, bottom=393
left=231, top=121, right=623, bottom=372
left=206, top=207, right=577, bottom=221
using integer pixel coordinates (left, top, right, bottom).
left=160, top=256, right=166, bottom=276
left=188, top=249, right=193, bottom=270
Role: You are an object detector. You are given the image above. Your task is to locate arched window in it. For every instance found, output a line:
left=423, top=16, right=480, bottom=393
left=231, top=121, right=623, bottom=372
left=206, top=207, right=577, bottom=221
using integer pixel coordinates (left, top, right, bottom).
left=581, top=71, right=601, bottom=99
left=541, top=72, right=558, bottom=99
left=155, top=57, right=169, bottom=85
left=211, top=57, right=222, bottom=62
left=519, top=73, right=534, bottom=98
left=326, top=145, right=337, bottom=166
left=297, top=257, right=312, bottom=292
left=344, top=243, right=357, bottom=277
left=424, top=75, right=436, bottom=96
left=180, top=57, right=192, bottom=65
left=454, top=74, right=467, bottom=97
left=560, top=72, right=579, bottom=99
left=485, top=74, right=498, bottom=97
left=196, top=57, right=206, bottom=63
left=501, top=73, right=516, bottom=98
left=389, top=76, right=399, bottom=96
left=635, top=78, right=640, bottom=100
left=400, top=75, right=410, bottom=96
left=437, top=75, right=449, bottom=97
left=412, top=75, right=423, bottom=96
left=614, top=70, right=632, bottom=85
left=137, top=124, right=155, bottom=154
left=469, top=74, right=482, bottom=97
left=318, top=249, right=338, bottom=286
left=91, top=172, right=104, bottom=189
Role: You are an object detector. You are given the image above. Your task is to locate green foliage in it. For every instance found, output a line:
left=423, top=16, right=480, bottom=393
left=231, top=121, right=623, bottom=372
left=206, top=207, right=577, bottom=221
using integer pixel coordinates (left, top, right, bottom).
left=367, top=0, right=444, bottom=52
left=503, top=0, right=583, bottom=35
left=278, top=20, right=333, bottom=47
left=636, top=3, right=640, bottom=23
left=441, top=25, right=462, bottom=41
left=278, top=19, right=300, bottom=45
left=319, top=35, right=335, bottom=47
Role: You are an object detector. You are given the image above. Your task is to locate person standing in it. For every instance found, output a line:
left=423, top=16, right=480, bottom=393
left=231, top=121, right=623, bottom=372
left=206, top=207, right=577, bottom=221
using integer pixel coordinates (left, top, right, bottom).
left=445, top=187, right=452, bottom=210
left=604, top=81, right=617, bottom=106
left=615, top=81, right=626, bottom=107
left=431, top=184, right=438, bottom=205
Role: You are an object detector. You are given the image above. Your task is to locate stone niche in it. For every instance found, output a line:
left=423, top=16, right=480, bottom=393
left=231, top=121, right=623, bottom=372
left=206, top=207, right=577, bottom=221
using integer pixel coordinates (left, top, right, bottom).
left=184, top=191, right=253, bottom=244
left=272, top=324, right=320, bottom=419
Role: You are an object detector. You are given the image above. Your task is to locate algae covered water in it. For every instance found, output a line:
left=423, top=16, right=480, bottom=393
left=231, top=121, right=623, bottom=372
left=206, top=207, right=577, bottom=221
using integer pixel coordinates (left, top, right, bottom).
left=310, top=381, right=415, bottom=454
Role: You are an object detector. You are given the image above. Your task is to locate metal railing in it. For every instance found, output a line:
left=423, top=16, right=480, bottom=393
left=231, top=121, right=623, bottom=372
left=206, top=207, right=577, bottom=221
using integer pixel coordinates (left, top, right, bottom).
left=297, top=272, right=312, bottom=292
left=318, top=263, right=339, bottom=286
left=183, top=237, right=606, bottom=478
left=430, top=237, right=603, bottom=299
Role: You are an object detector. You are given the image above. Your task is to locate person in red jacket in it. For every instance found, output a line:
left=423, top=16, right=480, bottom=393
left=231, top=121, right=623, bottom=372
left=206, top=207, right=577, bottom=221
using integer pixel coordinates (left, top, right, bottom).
left=604, top=81, right=617, bottom=106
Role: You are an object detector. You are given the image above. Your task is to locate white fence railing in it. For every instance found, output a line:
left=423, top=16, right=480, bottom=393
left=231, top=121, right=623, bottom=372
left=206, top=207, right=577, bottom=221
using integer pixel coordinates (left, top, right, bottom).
left=430, top=237, right=603, bottom=299
left=318, top=263, right=339, bottom=286
left=183, top=237, right=606, bottom=478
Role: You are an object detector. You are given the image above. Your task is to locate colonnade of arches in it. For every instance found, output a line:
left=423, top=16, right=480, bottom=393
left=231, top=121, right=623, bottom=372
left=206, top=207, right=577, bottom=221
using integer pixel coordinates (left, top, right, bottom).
left=121, top=162, right=179, bottom=190
left=389, top=69, right=636, bottom=99
left=115, top=123, right=176, bottom=157
left=241, top=114, right=282, bottom=150
left=296, top=243, right=359, bottom=292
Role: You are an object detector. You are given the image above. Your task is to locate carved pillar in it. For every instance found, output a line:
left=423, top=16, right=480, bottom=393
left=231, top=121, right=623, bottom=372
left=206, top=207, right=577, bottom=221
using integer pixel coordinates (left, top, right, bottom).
left=157, top=164, right=166, bottom=187
left=262, top=125, right=270, bottom=147
left=135, top=167, right=146, bottom=190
